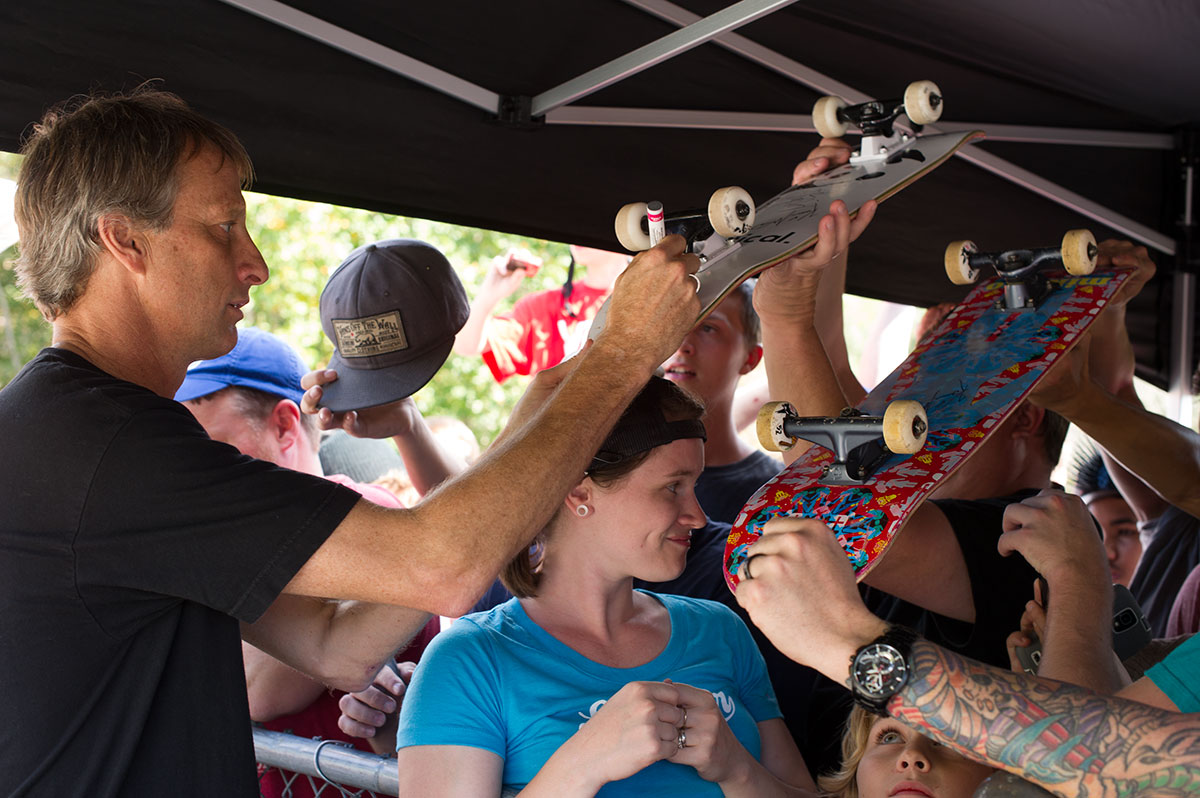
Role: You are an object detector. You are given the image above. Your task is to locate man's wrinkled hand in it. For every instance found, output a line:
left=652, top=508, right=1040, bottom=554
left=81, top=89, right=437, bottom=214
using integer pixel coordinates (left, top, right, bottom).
left=1099, top=240, right=1155, bottom=308
left=597, top=235, right=700, bottom=372
left=735, top=516, right=885, bottom=675
left=998, top=490, right=1108, bottom=589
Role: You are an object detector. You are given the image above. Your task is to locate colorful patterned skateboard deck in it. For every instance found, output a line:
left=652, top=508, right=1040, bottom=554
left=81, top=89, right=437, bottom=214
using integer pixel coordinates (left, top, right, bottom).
left=723, top=267, right=1131, bottom=591
left=589, top=130, right=983, bottom=339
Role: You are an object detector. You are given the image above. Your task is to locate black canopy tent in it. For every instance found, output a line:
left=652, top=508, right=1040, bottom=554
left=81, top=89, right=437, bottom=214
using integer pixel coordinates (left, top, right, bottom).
left=1, top=0, right=1196, bottom=404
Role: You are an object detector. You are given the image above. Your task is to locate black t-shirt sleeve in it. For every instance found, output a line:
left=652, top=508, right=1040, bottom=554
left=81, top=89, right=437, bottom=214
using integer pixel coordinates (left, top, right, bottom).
left=74, top=403, right=360, bottom=632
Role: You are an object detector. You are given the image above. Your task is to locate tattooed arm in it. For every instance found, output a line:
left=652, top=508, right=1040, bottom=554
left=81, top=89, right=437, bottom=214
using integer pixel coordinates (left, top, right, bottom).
left=735, top=515, right=1200, bottom=798
left=891, top=641, right=1200, bottom=798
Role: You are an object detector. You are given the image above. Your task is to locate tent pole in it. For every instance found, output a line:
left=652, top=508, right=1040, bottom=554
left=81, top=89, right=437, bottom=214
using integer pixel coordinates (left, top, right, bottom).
left=620, top=0, right=869, bottom=100
left=530, top=0, right=800, bottom=117
left=218, top=0, right=499, bottom=113
left=1168, top=133, right=1197, bottom=427
left=618, top=0, right=1176, bottom=257
left=545, top=107, right=1172, bottom=150
left=1170, top=271, right=1195, bottom=427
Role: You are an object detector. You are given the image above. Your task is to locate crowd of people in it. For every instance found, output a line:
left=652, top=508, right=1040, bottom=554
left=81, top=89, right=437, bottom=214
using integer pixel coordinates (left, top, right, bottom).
left=2, top=85, right=1200, bottom=798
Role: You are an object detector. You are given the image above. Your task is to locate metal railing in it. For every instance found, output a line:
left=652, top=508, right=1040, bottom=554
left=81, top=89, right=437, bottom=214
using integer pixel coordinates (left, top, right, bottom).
left=254, top=727, right=399, bottom=798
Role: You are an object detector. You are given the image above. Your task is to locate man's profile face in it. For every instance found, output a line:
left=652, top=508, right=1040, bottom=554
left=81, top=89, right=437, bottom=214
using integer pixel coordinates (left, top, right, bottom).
left=138, top=145, right=269, bottom=363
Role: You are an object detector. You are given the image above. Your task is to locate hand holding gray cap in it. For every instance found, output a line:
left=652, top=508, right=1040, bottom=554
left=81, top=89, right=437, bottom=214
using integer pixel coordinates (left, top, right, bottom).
left=318, top=239, right=469, bottom=412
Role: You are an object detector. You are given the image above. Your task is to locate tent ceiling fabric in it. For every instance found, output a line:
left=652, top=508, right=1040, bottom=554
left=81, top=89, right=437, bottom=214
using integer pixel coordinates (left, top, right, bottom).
left=0, top=0, right=1196, bottom=388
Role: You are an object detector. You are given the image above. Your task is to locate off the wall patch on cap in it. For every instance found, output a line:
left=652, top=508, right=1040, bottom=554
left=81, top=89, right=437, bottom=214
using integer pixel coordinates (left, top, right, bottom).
left=332, top=311, right=408, bottom=357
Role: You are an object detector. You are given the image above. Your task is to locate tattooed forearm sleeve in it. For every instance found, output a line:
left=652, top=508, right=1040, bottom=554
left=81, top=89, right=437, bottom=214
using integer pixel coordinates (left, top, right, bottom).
left=887, top=641, right=1200, bottom=798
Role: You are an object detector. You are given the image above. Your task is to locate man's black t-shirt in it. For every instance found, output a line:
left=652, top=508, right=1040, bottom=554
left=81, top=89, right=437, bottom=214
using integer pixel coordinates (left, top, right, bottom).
left=0, top=349, right=360, bottom=796
left=695, top=450, right=781, bottom=525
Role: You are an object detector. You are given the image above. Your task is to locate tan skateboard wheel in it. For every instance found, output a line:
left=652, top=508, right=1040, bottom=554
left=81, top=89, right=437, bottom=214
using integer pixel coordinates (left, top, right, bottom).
left=944, top=240, right=979, bottom=285
left=756, top=401, right=797, bottom=453
left=708, top=186, right=755, bottom=238
left=614, top=202, right=652, bottom=252
left=882, top=399, right=928, bottom=454
left=904, top=80, right=943, bottom=126
left=812, top=95, right=849, bottom=139
left=1061, top=229, right=1097, bottom=276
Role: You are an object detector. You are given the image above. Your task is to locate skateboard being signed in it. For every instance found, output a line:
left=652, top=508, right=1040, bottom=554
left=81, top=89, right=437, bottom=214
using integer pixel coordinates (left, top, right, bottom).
left=589, top=81, right=983, bottom=338
left=724, top=230, right=1130, bottom=590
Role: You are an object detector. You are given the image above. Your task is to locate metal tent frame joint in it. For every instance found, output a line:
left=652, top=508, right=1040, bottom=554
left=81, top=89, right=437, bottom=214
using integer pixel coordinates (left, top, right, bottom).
left=496, top=95, right=544, bottom=130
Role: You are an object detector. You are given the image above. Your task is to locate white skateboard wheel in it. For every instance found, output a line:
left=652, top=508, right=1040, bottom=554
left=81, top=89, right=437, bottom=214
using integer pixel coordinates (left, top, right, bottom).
left=812, top=95, right=849, bottom=139
left=882, top=400, right=928, bottom=454
left=904, top=80, right=943, bottom=126
left=944, top=240, right=979, bottom=285
left=756, top=401, right=797, bottom=453
left=1061, top=229, right=1097, bottom=276
left=708, top=186, right=755, bottom=238
left=614, top=202, right=652, bottom=252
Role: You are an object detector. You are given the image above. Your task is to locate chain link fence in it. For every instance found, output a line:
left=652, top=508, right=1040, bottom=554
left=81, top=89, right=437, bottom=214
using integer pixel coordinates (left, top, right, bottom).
left=254, top=727, right=398, bottom=798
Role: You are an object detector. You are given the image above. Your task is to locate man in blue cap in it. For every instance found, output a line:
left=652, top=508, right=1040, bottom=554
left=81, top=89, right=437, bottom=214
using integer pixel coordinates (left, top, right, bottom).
left=177, top=325, right=448, bottom=776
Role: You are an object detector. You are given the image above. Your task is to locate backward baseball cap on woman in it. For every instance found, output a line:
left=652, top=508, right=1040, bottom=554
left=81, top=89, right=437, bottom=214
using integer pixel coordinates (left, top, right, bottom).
left=318, top=239, right=469, bottom=413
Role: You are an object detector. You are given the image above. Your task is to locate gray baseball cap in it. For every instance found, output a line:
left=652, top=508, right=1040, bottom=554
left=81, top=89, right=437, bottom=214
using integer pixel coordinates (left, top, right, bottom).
left=318, top=239, right=468, bottom=412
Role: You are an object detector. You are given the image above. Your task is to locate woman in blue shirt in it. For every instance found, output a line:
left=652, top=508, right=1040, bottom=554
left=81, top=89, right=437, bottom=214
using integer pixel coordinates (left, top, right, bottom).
left=394, top=376, right=815, bottom=796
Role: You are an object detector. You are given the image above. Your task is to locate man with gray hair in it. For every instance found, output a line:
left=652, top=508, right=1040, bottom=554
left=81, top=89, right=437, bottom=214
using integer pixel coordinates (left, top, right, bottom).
left=0, top=87, right=701, bottom=795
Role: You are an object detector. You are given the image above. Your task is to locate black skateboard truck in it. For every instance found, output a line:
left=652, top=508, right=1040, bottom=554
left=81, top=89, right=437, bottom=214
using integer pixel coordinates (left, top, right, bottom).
left=756, top=400, right=928, bottom=486
left=614, top=188, right=755, bottom=258
left=812, top=80, right=944, bottom=165
left=944, top=229, right=1098, bottom=312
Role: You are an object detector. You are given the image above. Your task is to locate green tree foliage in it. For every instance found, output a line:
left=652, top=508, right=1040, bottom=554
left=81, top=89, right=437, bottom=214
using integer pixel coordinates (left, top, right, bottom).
left=0, top=149, right=573, bottom=447
left=241, top=193, right=570, bottom=447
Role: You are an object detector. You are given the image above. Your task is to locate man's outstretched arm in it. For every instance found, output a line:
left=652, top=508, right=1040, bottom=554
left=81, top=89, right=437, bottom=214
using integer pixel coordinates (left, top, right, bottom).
left=289, top=236, right=701, bottom=617
left=736, top=515, right=1200, bottom=798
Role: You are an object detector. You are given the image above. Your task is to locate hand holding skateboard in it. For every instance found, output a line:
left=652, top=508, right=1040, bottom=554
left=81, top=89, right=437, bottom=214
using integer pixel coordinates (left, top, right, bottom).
left=592, top=80, right=975, bottom=342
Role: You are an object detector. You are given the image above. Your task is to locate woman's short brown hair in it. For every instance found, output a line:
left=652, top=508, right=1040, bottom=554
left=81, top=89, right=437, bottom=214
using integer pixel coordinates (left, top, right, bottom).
left=501, top=376, right=704, bottom=598
left=13, top=85, right=253, bottom=319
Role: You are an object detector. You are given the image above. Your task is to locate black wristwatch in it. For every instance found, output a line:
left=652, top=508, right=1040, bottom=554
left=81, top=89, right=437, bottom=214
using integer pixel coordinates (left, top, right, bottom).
left=848, top=625, right=920, bottom=714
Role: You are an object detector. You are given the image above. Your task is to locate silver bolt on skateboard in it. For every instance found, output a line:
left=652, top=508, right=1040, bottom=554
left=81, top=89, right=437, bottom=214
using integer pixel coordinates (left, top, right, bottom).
left=756, top=400, right=928, bottom=486
left=944, top=229, right=1098, bottom=311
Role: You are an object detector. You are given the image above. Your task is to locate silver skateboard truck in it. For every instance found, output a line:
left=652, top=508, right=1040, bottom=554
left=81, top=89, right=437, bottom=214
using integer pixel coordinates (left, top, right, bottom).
left=944, top=229, right=1098, bottom=311
left=811, top=80, right=943, bottom=166
left=756, top=400, right=928, bottom=486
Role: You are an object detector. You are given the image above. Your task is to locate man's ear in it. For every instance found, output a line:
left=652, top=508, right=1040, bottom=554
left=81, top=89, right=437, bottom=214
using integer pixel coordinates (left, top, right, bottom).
left=270, top=399, right=305, bottom=453
left=96, top=214, right=149, bottom=274
left=740, top=343, right=763, bottom=375
left=1008, top=401, right=1046, bottom=439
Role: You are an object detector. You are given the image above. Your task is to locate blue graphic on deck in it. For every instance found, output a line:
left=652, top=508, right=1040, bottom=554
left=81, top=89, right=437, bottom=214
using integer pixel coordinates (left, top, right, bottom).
left=864, top=292, right=1074, bottom=437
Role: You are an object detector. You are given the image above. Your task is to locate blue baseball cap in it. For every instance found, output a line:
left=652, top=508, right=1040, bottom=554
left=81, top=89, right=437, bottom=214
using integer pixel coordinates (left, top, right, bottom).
left=175, top=326, right=308, bottom=405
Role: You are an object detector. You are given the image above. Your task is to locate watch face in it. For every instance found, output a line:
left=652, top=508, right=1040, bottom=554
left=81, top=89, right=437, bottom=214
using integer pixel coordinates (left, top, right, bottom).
left=853, top=643, right=909, bottom=698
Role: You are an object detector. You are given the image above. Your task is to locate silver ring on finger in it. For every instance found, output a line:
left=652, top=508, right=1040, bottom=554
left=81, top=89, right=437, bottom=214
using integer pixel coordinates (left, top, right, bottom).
left=681, top=707, right=688, bottom=728
left=688, top=273, right=701, bottom=293
left=741, top=554, right=760, bottom=581
left=676, top=728, right=687, bottom=749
